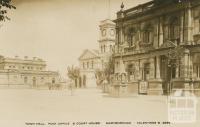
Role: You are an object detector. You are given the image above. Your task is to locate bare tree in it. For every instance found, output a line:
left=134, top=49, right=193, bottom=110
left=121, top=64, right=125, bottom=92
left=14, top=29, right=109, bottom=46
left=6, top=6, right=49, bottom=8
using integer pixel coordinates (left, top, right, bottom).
left=167, top=45, right=185, bottom=95
left=95, top=55, right=115, bottom=88
left=67, top=65, right=80, bottom=95
left=103, top=56, right=115, bottom=84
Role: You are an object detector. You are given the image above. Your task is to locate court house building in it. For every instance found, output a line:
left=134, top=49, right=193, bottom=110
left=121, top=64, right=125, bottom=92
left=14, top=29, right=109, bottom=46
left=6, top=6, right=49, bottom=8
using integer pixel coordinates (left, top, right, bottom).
left=78, top=19, right=116, bottom=88
left=113, top=0, right=200, bottom=95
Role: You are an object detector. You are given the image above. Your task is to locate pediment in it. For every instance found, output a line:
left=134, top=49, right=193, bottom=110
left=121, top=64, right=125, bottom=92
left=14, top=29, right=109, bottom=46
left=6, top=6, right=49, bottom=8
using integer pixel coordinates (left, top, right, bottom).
left=160, top=40, right=176, bottom=49
left=79, top=49, right=99, bottom=60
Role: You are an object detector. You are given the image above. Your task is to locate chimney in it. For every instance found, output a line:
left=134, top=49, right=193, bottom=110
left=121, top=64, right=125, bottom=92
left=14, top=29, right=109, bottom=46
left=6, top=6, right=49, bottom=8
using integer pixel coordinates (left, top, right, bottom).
left=24, top=56, right=28, bottom=60
left=15, top=56, right=19, bottom=59
left=33, top=57, right=37, bottom=60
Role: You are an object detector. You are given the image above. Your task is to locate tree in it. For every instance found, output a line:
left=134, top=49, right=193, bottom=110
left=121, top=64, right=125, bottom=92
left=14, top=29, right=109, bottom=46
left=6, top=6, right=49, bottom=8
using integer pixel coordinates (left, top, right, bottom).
left=167, top=45, right=185, bottom=67
left=166, top=45, right=185, bottom=95
left=67, top=65, right=80, bottom=95
left=103, top=56, right=115, bottom=84
left=95, top=69, right=104, bottom=86
left=95, top=55, right=115, bottom=86
left=67, top=66, right=80, bottom=81
left=0, top=0, right=16, bottom=22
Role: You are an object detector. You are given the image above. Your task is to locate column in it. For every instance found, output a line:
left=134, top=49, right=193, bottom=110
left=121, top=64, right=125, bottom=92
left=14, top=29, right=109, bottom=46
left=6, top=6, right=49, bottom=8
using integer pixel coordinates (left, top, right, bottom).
left=138, top=59, right=142, bottom=80
left=183, top=3, right=193, bottom=44
left=150, top=58, right=155, bottom=79
left=135, top=61, right=140, bottom=80
left=156, top=56, right=161, bottom=79
left=159, top=17, right=164, bottom=47
left=176, top=64, right=179, bottom=78
left=180, top=11, right=184, bottom=44
left=121, top=26, right=124, bottom=44
left=136, top=28, right=141, bottom=50
left=181, top=49, right=190, bottom=78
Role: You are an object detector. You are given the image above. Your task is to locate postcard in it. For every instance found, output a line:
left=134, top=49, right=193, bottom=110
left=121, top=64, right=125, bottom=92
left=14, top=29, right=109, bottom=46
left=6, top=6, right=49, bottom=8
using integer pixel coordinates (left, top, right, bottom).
left=0, top=0, right=199, bottom=127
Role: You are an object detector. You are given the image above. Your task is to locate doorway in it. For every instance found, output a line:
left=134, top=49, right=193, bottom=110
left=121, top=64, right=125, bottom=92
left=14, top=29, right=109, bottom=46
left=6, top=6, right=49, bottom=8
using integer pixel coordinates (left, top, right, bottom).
left=160, top=56, right=176, bottom=95
left=33, top=77, right=36, bottom=87
left=83, top=75, right=86, bottom=87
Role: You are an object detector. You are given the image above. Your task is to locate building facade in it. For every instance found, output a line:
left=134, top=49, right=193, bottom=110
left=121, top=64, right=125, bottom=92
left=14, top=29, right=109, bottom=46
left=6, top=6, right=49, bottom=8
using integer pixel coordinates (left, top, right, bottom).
left=114, top=0, right=200, bottom=95
left=78, top=19, right=116, bottom=88
left=0, top=55, right=60, bottom=89
left=78, top=49, right=101, bottom=88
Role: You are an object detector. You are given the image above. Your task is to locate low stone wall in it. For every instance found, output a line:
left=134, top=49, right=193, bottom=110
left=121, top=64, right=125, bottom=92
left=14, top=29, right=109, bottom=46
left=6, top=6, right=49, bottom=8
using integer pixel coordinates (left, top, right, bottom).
left=127, top=81, right=138, bottom=95
left=148, top=79, right=163, bottom=95
left=0, top=84, right=30, bottom=89
left=109, top=83, right=129, bottom=97
left=193, top=81, right=200, bottom=96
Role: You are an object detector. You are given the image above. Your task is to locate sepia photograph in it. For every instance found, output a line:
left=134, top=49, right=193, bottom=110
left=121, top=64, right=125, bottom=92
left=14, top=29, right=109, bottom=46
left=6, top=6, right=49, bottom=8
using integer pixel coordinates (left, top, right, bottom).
left=0, top=0, right=200, bottom=127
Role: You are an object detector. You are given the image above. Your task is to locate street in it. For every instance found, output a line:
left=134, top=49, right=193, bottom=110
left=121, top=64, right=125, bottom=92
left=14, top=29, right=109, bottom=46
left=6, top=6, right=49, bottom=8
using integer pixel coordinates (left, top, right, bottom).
left=0, top=88, right=199, bottom=127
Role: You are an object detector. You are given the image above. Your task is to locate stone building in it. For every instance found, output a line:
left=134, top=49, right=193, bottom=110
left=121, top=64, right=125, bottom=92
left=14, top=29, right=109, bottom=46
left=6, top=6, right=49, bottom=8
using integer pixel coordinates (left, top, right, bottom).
left=113, top=0, right=200, bottom=95
left=78, top=19, right=116, bottom=88
left=78, top=49, right=100, bottom=88
left=0, top=55, right=60, bottom=89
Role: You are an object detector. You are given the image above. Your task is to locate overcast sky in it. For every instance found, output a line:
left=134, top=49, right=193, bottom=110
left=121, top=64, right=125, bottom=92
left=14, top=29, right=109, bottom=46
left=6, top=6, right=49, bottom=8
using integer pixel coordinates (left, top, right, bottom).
left=0, top=0, right=149, bottom=77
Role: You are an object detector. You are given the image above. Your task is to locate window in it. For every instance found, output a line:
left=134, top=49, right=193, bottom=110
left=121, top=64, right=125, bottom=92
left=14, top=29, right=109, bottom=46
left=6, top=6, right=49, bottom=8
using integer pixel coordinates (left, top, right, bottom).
left=169, top=17, right=180, bottom=44
left=144, top=63, right=150, bottom=81
left=194, top=64, right=200, bottom=78
left=24, top=77, right=28, bottom=84
left=143, top=24, right=153, bottom=44
left=87, top=62, right=89, bottom=69
left=83, top=62, right=85, bottom=69
left=41, top=77, right=44, bottom=81
left=143, top=31, right=152, bottom=43
left=127, top=64, right=135, bottom=81
left=194, top=19, right=200, bottom=34
left=91, top=61, right=94, bottom=69
left=110, top=45, right=112, bottom=51
left=52, top=78, right=55, bottom=84
left=128, top=34, right=136, bottom=46
left=102, top=60, right=104, bottom=68
left=127, top=28, right=136, bottom=46
left=104, top=45, right=106, bottom=52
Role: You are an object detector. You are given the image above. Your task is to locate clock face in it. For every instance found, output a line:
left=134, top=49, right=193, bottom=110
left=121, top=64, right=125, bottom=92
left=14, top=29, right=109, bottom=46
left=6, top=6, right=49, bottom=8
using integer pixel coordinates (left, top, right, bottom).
left=102, top=29, right=106, bottom=36
left=110, top=29, right=115, bottom=36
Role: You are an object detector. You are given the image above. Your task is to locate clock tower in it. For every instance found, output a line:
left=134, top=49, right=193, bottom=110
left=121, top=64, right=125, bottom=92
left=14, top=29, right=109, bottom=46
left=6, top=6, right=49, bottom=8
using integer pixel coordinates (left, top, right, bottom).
left=98, top=19, right=116, bottom=69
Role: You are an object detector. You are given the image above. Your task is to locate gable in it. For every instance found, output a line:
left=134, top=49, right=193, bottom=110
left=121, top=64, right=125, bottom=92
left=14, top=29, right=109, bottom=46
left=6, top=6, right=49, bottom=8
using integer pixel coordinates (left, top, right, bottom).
left=79, top=50, right=99, bottom=60
left=160, top=40, right=176, bottom=49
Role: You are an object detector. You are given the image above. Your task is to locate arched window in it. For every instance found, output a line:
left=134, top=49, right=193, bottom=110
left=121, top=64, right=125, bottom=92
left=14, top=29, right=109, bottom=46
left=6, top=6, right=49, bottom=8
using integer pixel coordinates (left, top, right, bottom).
left=82, top=62, right=85, bottom=69
left=91, top=61, right=94, bottom=69
left=110, top=45, right=112, bottom=51
left=101, top=46, right=103, bottom=53
left=194, top=10, right=200, bottom=34
left=87, top=62, right=89, bottom=69
left=169, top=17, right=180, bottom=44
left=52, top=78, right=55, bottom=84
left=24, top=77, right=28, bottom=84
left=194, top=18, right=200, bottom=34
left=127, top=28, right=136, bottom=46
left=126, top=64, right=135, bottom=81
left=102, top=60, right=104, bottom=68
left=143, top=24, right=153, bottom=44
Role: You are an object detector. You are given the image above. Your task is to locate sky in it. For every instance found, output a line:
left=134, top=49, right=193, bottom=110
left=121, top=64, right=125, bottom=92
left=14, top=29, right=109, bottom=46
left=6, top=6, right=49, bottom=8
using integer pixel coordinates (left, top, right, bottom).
left=0, top=0, right=150, bottom=77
